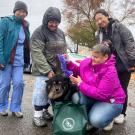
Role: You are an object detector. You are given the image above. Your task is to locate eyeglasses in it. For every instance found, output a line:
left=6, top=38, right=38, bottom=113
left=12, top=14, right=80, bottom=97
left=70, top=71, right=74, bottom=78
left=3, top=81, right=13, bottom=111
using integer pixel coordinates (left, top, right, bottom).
left=48, top=20, right=59, bottom=25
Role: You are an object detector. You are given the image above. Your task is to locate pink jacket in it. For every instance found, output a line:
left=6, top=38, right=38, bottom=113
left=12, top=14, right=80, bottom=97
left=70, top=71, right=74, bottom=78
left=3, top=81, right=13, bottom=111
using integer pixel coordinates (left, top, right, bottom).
left=67, top=55, right=126, bottom=104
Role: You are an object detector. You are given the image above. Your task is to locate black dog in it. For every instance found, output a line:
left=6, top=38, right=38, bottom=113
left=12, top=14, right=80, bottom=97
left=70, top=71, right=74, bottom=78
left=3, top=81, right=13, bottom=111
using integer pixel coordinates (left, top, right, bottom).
left=46, top=74, right=76, bottom=102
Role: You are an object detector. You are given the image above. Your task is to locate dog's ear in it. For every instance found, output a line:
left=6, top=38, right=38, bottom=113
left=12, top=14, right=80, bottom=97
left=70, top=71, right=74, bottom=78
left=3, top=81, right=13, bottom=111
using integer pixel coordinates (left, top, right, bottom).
left=64, top=77, right=71, bottom=85
left=64, top=77, right=70, bottom=82
left=46, top=80, right=52, bottom=93
left=62, top=77, right=70, bottom=90
left=45, top=80, right=49, bottom=83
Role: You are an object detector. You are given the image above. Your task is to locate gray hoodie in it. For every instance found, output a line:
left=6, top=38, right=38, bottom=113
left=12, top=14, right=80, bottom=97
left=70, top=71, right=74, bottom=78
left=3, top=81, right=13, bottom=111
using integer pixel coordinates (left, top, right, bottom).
left=31, top=7, right=67, bottom=75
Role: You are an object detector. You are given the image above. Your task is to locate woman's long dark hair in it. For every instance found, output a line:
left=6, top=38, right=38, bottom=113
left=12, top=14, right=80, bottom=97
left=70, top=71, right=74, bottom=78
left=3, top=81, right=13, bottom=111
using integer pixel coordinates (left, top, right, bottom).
left=94, top=9, right=109, bottom=19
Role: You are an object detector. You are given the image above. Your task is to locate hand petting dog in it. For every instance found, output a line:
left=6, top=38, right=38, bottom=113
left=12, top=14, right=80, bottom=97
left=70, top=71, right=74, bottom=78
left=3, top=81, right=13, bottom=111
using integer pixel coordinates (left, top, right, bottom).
left=47, top=71, right=55, bottom=79
left=69, top=75, right=82, bottom=86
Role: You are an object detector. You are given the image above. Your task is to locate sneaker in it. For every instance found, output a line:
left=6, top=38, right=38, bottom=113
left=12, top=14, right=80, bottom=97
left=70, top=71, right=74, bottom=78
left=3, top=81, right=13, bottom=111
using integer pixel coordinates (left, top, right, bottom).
left=33, top=117, right=47, bottom=127
left=0, top=110, right=8, bottom=116
left=86, top=123, right=93, bottom=131
left=114, top=114, right=125, bottom=124
left=103, top=120, right=114, bottom=131
left=12, top=112, right=23, bottom=118
left=43, top=109, right=53, bottom=120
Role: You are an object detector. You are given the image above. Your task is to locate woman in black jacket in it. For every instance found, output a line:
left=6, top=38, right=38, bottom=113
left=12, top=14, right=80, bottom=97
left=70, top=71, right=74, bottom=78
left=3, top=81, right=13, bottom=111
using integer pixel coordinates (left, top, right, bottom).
left=94, top=9, right=135, bottom=124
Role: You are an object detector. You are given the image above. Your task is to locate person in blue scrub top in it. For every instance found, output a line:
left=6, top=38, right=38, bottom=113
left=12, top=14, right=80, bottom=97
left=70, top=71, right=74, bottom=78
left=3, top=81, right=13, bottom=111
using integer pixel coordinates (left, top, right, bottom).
left=0, top=1, right=30, bottom=118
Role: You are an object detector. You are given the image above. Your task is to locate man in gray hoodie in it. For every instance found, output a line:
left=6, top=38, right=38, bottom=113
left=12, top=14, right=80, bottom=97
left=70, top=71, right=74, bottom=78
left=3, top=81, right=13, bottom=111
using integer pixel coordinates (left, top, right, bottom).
left=31, top=7, right=67, bottom=127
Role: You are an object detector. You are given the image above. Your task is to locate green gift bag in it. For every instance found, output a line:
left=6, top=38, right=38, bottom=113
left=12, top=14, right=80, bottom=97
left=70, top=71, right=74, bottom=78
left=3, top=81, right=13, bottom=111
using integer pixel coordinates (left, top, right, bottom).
left=52, top=102, right=88, bottom=135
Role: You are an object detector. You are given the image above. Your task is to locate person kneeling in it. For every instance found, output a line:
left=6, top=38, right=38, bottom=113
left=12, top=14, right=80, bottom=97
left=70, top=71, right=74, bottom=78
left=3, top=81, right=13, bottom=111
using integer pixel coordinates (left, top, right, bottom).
left=67, top=44, right=126, bottom=131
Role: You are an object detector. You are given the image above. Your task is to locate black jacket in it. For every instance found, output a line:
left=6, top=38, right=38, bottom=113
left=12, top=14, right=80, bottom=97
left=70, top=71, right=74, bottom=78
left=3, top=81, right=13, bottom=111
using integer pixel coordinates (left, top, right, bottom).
left=96, top=18, right=135, bottom=72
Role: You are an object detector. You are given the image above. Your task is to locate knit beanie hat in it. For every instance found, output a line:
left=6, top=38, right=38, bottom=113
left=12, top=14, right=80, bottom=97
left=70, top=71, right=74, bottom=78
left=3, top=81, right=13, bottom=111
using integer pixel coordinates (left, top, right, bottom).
left=13, top=1, right=28, bottom=15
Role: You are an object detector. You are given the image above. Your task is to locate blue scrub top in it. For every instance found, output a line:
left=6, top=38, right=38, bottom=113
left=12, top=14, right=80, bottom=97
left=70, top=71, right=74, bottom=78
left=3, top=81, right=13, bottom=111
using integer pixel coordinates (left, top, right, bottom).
left=13, top=26, right=25, bottom=66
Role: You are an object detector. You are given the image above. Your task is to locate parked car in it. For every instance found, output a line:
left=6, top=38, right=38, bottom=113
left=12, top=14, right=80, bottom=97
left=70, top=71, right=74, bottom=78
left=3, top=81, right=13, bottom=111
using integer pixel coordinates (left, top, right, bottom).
left=68, top=53, right=87, bottom=65
left=23, top=63, right=32, bottom=74
left=23, top=55, right=32, bottom=74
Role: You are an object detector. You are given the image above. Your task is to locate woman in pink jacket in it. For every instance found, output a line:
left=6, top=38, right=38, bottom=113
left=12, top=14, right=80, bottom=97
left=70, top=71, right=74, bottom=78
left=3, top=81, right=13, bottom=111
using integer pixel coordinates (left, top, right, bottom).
left=67, top=44, right=126, bottom=131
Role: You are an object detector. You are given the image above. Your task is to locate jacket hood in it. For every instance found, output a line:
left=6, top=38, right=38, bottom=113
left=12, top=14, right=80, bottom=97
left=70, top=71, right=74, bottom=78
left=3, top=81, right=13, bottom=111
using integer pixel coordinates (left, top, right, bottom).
left=42, top=7, right=61, bottom=26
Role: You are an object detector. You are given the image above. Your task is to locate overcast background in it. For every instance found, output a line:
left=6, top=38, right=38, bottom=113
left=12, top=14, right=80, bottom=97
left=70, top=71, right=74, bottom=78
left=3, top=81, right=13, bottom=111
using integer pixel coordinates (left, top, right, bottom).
left=0, top=0, right=134, bottom=47
left=0, top=0, right=65, bottom=33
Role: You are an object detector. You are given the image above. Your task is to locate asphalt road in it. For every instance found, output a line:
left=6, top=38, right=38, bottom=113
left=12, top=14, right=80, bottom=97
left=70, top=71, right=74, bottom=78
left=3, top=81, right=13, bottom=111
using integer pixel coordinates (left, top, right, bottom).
left=0, top=74, right=135, bottom=135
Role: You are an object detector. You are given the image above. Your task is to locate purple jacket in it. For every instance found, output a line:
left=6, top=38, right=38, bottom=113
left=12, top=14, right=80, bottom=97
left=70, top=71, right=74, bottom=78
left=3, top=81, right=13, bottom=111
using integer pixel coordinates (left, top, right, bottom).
left=67, top=55, right=126, bottom=104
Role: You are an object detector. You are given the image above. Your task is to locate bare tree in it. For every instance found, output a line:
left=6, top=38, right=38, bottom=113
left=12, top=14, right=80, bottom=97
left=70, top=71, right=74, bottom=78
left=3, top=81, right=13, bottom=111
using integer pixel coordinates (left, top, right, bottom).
left=62, top=0, right=104, bottom=52
left=102, top=0, right=135, bottom=25
left=62, top=0, right=135, bottom=52
left=62, top=0, right=104, bottom=26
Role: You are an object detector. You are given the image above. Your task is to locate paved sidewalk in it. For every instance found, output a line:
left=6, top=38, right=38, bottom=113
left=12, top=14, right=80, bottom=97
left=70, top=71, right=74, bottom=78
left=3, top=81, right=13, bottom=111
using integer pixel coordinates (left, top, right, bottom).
left=0, top=74, right=135, bottom=135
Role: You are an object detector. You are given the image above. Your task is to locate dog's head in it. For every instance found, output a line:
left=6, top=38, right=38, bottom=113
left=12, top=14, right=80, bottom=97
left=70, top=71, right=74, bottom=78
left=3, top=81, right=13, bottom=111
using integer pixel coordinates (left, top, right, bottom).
left=46, top=74, right=70, bottom=100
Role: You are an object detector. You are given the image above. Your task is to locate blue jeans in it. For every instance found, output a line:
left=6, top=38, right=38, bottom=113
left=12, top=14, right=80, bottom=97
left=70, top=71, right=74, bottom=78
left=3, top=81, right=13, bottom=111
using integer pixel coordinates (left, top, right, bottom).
left=72, top=92, right=123, bottom=128
left=0, top=65, right=24, bottom=112
left=32, top=76, right=50, bottom=106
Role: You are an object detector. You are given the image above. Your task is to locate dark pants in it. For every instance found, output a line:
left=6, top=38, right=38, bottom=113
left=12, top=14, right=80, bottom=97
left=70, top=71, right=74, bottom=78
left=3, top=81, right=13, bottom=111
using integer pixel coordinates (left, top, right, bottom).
left=118, top=71, right=131, bottom=116
left=34, top=103, right=50, bottom=111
